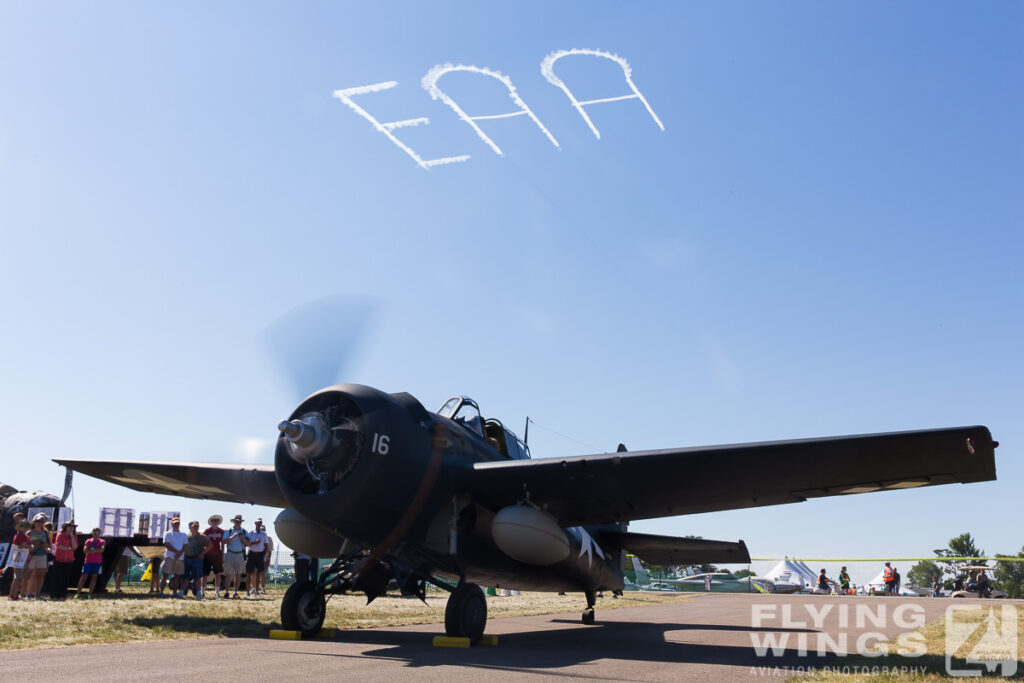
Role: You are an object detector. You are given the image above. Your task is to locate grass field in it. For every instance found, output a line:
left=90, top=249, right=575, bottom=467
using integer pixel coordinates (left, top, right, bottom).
left=804, top=604, right=1024, bottom=681
left=0, top=584, right=691, bottom=651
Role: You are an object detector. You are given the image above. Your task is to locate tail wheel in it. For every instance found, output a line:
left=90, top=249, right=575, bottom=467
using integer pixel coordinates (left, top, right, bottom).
left=582, top=607, right=596, bottom=625
left=281, top=581, right=327, bottom=637
left=444, top=583, right=487, bottom=644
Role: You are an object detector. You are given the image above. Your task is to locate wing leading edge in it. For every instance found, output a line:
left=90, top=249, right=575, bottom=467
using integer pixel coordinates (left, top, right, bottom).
left=458, top=426, right=997, bottom=528
left=52, top=459, right=288, bottom=508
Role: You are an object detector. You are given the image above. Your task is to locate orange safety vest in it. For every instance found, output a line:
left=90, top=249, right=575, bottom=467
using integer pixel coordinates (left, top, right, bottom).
left=883, top=567, right=894, bottom=581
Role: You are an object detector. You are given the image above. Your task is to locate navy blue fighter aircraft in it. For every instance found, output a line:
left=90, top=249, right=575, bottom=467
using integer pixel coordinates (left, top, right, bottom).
left=57, top=384, right=998, bottom=642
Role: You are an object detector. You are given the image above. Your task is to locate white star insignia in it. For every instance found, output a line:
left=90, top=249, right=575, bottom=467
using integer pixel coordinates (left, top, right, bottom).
left=572, top=527, right=605, bottom=566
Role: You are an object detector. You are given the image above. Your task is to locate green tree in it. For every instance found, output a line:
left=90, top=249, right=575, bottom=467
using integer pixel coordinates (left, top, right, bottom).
left=933, top=532, right=985, bottom=582
left=994, top=546, right=1024, bottom=599
left=733, top=568, right=754, bottom=578
left=907, top=559, right=942, bottom=590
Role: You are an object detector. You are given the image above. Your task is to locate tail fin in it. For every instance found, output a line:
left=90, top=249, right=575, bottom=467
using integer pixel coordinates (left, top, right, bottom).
left=625, top=553, right=652, bottom=586
left=633, top=555, right=651, bottom=585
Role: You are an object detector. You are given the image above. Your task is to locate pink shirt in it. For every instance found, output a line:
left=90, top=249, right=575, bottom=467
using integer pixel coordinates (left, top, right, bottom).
left=13, top=530, right=30, bottom=550
left=83, top=537, right=105, bottom=565
left=54, top=531, right=77, bottom=563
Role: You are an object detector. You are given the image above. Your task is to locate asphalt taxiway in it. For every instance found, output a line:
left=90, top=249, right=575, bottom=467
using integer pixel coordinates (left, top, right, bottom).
left=2, top=593, right=1005, bottom=681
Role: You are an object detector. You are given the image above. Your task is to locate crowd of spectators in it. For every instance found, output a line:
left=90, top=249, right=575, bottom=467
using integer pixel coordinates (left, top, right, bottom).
left=5, top=511, right=277, bottom=600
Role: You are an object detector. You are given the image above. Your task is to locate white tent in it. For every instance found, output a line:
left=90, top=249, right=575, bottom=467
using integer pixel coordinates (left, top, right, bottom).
left=864, top=569, right=887, bottom=591
left=796, top=561, right=822, bottom=587
left=764, top=559, right=817, bottom=587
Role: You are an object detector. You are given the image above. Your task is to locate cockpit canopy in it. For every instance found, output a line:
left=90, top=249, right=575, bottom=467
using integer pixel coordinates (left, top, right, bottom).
left=438, top=396, right=480, bottom=422
left=437, top=396, right=531, bottom=461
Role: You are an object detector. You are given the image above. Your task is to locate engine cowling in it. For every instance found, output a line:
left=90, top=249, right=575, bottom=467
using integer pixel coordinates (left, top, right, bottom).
left=491, top=504, right=570, bottom=565
left=274, top=384, right=436, bottom=547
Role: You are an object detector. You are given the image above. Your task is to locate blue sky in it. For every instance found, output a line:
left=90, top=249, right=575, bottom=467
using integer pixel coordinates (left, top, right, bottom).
left=2, top=2, right=1021, bottom=585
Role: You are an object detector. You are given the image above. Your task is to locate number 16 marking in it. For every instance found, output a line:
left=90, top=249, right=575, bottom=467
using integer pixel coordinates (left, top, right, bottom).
left=372, top=433, right=390, bottom=455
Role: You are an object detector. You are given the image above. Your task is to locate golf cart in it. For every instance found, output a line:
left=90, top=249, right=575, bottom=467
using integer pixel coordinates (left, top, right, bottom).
left=949, top=565, right=1007, bottom=599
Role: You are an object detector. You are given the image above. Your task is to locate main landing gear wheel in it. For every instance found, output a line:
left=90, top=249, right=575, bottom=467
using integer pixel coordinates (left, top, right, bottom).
left=582, top=589, right=597, bottom=625
left=444, top=583, right=487, bottom=644
left=281, top=582, right=327, bottom=638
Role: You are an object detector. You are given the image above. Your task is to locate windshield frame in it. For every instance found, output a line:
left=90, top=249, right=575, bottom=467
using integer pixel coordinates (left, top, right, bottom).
left=437, top=396, right=481, bottom=423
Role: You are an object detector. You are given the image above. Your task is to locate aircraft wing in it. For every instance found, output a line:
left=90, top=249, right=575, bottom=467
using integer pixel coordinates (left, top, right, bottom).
left=52, top=459, right=288, bottom=508
left=459, top=426, right=997, bottom=528
left=597, top=530, right=750, bottom=566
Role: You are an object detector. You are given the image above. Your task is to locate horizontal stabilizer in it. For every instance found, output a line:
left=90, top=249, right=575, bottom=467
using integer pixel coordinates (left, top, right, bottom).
left=599, top=530, right=750, bottom=566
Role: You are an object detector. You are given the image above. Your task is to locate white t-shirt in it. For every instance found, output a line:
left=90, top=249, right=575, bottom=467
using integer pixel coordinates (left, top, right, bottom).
left=163, top=530, right=187, bottom=558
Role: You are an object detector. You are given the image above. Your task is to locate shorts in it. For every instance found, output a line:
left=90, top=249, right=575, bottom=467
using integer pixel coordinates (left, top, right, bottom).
left=27, top=555, right=48, bottom=570
left=162, top=557, right=184, bottom=576
left=245, top=550, right=265, bottom=573
left=224, top=551, right=245, bottom=575
left=184, top=557, right=205, bottom=581
left=83, top=563, right=103, bottom=575
left=203, top=554, right=224, bottom=575
left=116, top=556, right=130, bottom=574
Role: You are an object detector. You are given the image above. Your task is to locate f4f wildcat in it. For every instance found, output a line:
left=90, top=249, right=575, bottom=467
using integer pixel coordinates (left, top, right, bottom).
left=58, top=384, right=998, bottom=643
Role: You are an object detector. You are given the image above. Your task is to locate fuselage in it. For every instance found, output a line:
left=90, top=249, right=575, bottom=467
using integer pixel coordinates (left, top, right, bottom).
left=275, top=385, right=626, bottom=594
left=407, top=406, right=625, bottom=592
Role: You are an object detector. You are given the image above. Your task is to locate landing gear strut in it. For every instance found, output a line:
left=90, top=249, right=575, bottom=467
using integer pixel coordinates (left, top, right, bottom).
left=444, top=583, right=487, bottom=644
left=582, top=590, right=596, bottom=625
left=281, top=581, right=327, bottom=637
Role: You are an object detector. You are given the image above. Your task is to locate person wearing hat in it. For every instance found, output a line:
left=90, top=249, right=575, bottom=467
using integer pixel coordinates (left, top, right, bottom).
left=23, top=514, right=51, bottom=599
left=246, top=517, right=269, bottom=596
left=6, top=519, right=31, bottom=600
left=11, top=511, right=26, bottom=532
left=51, top=521, right=79, bottom=600
left=75, top=527, right=106, bottom=598
left=203, top=514, right=225, bottom=597
left=160, top=517, right=187, bottom=597
left=222, top=514, right=247, bottom=598
left=183, top=521, right=212, bottom=598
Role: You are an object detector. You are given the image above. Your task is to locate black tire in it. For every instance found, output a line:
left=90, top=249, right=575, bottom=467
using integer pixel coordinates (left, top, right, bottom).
left=582, top=608, right=595, bottom=625
left=281, top=581, right=326, bottom=637
left=444, top=583, right=487, bottom=644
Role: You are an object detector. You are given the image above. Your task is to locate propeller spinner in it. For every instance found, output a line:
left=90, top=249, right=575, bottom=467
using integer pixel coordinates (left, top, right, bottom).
left=277, top=414, right=334, bottom=464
